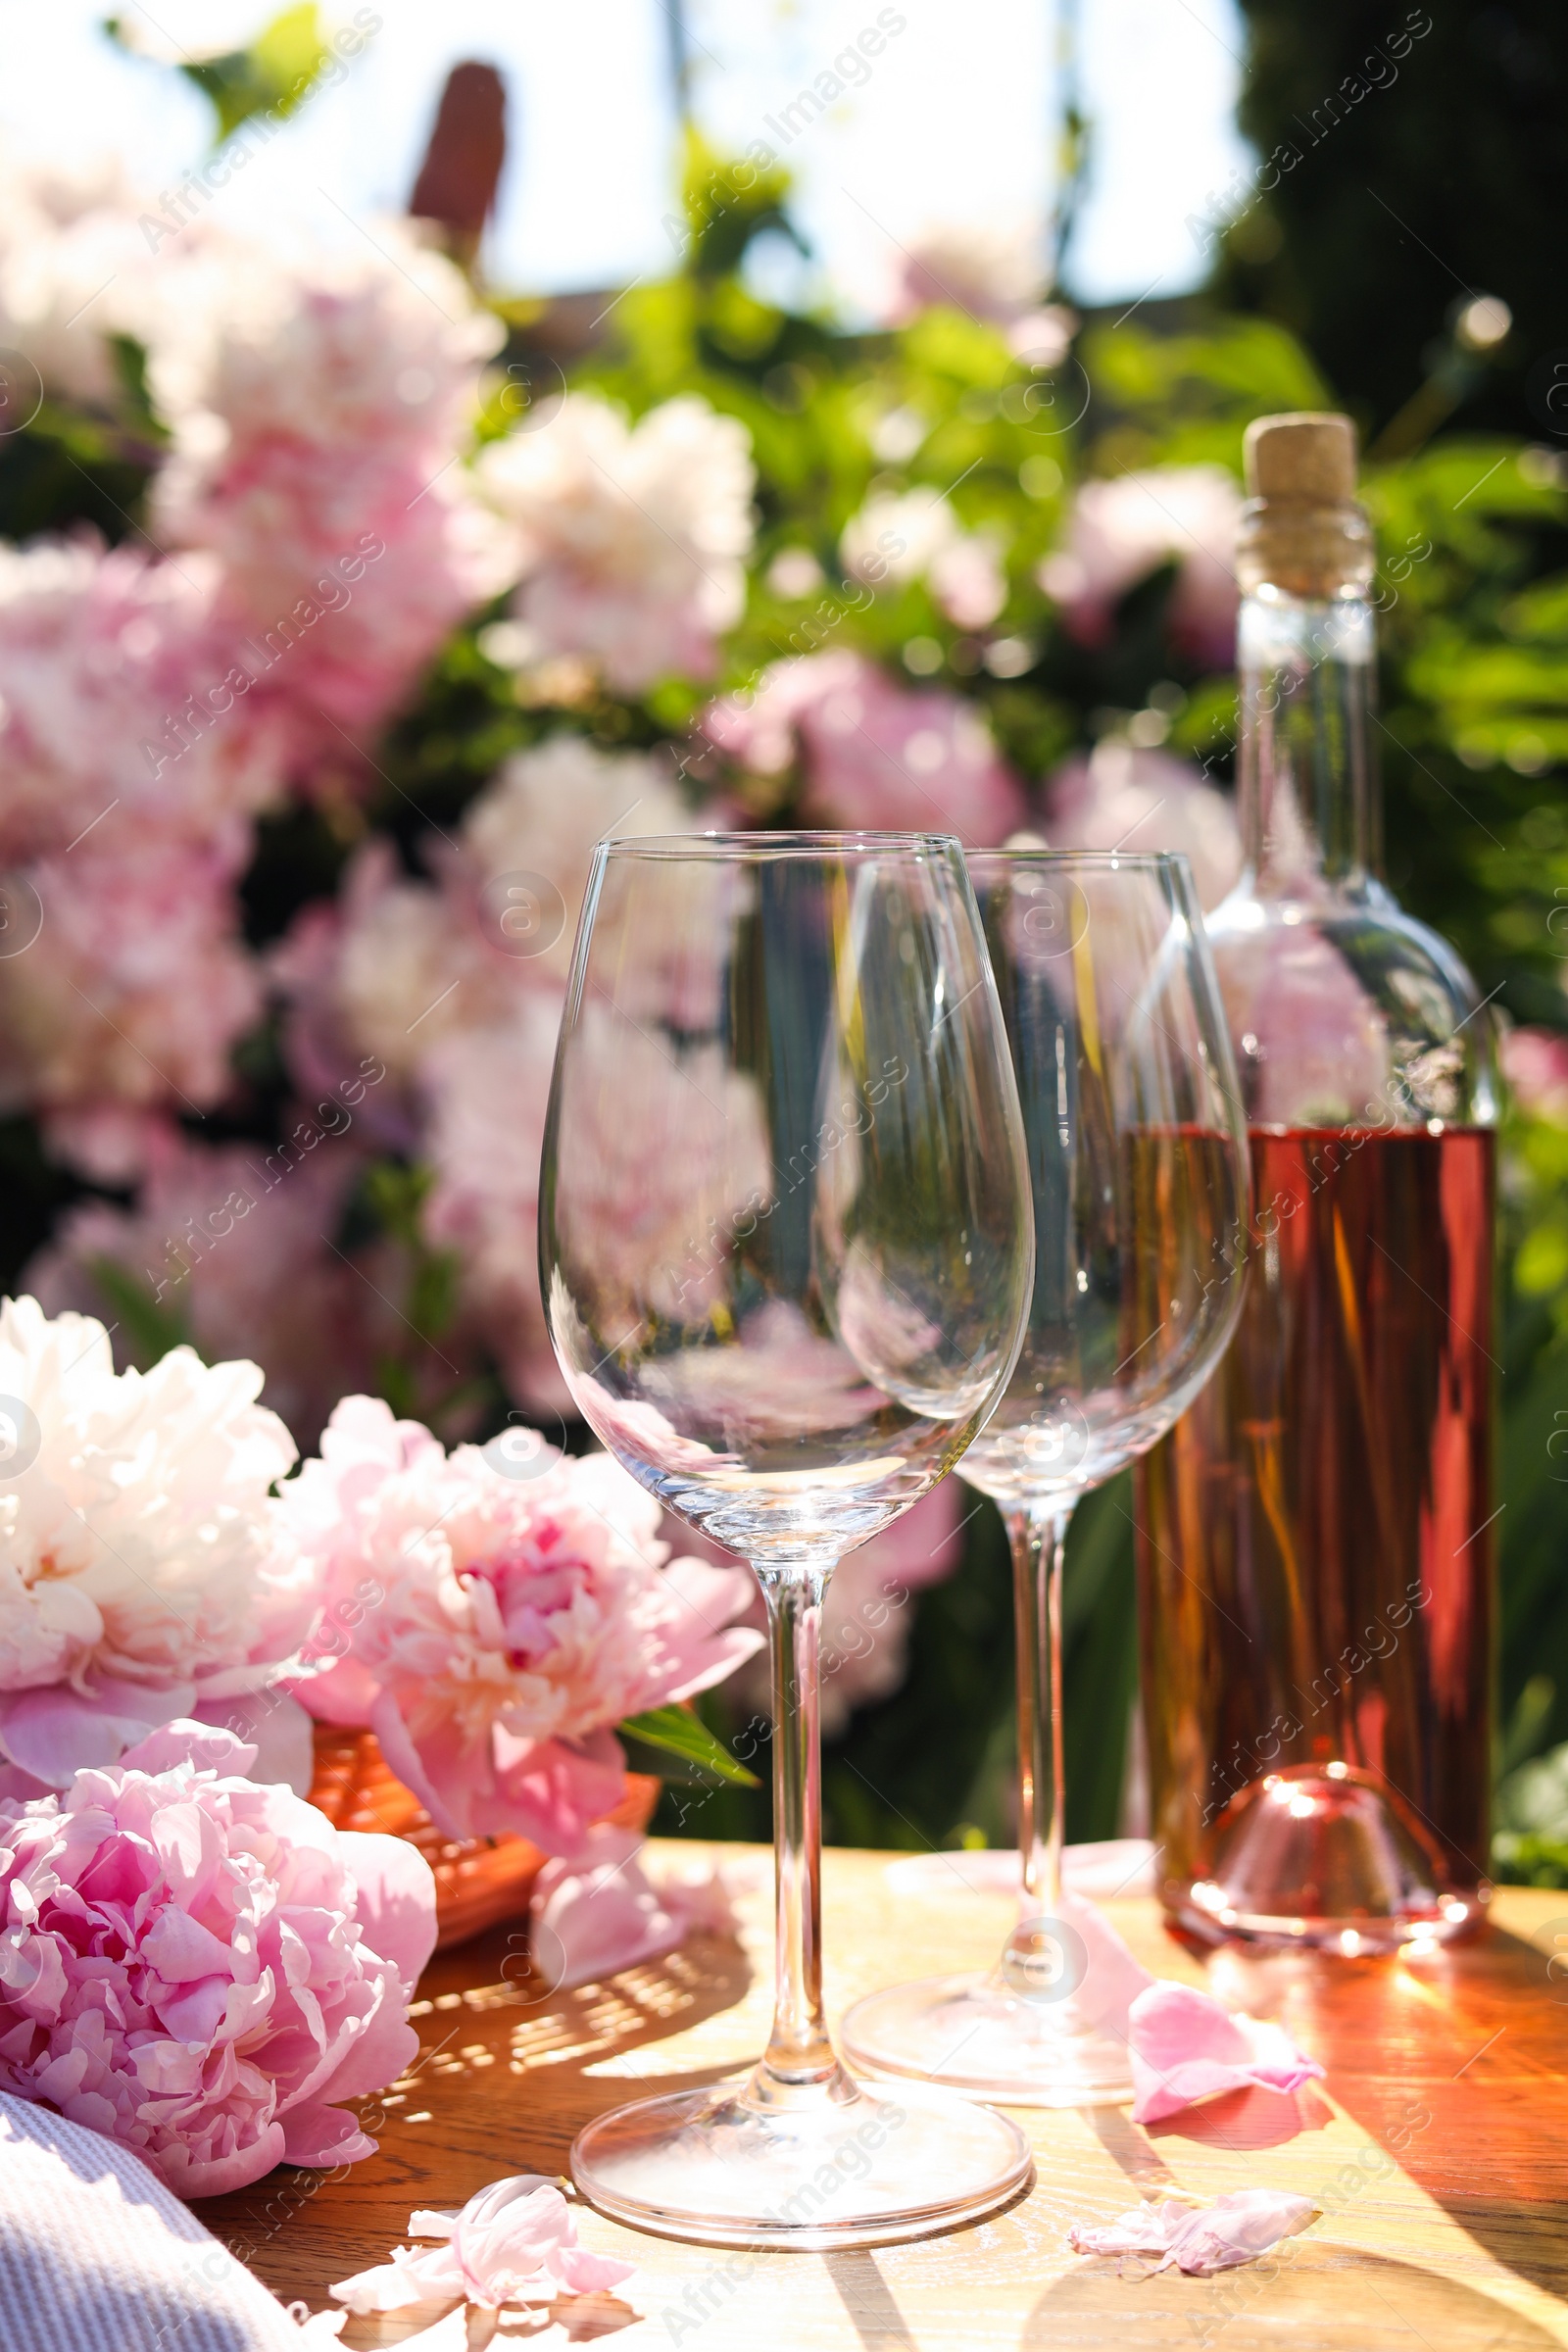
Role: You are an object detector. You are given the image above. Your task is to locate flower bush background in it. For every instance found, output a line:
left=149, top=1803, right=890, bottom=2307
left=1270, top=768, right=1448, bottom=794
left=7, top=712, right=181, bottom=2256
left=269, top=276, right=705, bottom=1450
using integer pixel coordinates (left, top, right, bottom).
left=0, top=10, right=1564, bottom=1875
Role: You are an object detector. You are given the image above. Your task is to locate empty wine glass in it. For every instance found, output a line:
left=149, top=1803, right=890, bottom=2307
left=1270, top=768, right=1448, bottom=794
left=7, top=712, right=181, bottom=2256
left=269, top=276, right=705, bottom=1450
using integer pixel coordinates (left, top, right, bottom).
left=541, top=832, right=1036, bottom=2246
left=841, top=851, right=1249, bottom=2105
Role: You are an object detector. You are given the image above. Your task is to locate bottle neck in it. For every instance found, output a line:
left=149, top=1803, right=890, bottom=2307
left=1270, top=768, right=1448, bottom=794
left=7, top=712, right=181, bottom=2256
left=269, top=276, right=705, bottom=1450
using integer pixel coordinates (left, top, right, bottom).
left=1237, top=587, right=1380, bottom=901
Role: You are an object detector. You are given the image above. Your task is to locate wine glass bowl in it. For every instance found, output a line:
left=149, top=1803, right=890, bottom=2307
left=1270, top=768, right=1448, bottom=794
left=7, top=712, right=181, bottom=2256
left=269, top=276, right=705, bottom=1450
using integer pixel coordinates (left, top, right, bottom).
left=960, top=858, right=1250, bottom=1507
left=841, top=852, right=1250, bottom=2107
left=541, top=831, right=1037, bottom=2245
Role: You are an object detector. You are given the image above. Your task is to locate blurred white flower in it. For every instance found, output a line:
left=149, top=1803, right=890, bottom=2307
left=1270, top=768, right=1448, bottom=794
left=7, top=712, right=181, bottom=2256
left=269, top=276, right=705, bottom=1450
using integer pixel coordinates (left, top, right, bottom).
left=840, top=487, right=1007, bottom=629
left=474, top=392, right=756, bottom=692
left=885, top=221, right=1045, bottom=325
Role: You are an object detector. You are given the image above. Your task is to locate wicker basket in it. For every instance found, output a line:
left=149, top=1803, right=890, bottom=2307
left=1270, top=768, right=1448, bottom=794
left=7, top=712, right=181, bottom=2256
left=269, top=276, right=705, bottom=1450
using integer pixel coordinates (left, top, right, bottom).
left=307, top=1726, right=662, bottom=1950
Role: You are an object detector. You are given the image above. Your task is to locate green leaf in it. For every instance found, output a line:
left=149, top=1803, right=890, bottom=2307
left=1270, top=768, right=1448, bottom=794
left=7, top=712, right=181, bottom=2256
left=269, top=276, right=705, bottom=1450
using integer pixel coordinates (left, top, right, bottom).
left=144, top=5, right=329, bottom=145
left=618, top=1705, right=760, bottom=1786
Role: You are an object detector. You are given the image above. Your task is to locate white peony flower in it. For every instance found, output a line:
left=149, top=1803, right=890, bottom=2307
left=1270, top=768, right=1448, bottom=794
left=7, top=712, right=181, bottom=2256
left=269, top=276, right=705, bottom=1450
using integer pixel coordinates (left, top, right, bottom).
left=0, top=1297, right=316, bottom=1792
left=474, top=391, right=756, bottom=691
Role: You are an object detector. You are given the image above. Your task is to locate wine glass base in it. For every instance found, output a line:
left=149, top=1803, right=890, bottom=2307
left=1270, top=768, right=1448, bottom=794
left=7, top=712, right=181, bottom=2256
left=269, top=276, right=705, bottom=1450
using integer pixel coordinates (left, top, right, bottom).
left=841, top=1973, right=1135, bottom=2108
left=570, top=2073, right=1034, bottom=2249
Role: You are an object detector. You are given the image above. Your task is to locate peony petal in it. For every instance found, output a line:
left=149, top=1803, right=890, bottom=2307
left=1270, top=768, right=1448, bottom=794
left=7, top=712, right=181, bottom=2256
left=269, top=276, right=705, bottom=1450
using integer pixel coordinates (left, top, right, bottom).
left=478, top=1728, right=626, bottom=1854
left=191, top=1689, right=315, bottom=1793
left=368, top=1690, right=466, bottom=1840
left=1129, top=1982, right=1324, bottom=2126
left=118, top=1718, right=260, bottom=1780
left=1055, top=1887, right=1155, bottom=2037
left=280, top=2102, right=378, bottom=2169
left=530, top=1830, right=685, bottom=1994
left=337, top=1829, right=439, bottom=1996
left=1069, top=2188, right=1317, bottom=2275
left=554, top=2242, right=639, bottom=2294
left=0, top=1686, right=172, bottom=1787
left=288, top=1656, right=386, bottom=1729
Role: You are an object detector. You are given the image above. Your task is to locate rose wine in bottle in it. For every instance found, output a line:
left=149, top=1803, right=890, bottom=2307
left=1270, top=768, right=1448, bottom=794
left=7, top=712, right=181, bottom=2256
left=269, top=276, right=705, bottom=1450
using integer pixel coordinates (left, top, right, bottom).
left=1136, top=414, right=1499, bottom=1952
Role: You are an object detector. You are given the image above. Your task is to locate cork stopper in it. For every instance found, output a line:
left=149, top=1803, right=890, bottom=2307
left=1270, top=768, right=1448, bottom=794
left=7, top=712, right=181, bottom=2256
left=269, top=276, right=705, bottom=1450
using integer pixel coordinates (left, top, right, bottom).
left=1237, top=411, right=1372, bottom=598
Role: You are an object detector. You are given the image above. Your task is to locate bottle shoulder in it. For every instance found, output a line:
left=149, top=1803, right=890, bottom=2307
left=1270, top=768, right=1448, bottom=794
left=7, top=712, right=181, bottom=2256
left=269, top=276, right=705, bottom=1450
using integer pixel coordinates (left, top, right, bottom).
left=1201, top=878, right=1497, bottom=1129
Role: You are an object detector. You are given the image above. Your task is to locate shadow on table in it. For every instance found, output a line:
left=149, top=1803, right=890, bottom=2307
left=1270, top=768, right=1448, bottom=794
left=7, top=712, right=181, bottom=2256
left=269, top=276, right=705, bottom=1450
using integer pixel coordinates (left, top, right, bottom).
left=197, top=1922, right=756, bottom=2308
left=1195, top=1915, right=1568, bottom=2309
left=1027, top=2239, right=1560, bottom=2349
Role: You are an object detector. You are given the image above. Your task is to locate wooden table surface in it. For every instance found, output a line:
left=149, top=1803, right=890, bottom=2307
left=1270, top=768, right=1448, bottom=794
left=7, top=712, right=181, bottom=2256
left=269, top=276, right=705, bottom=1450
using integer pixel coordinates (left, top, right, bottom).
left=201, top=1842, right=1568, bottom=2349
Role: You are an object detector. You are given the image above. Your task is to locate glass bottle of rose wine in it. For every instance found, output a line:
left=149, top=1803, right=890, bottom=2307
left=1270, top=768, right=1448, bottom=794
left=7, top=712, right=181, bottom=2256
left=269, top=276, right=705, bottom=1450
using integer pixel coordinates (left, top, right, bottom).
left=1136, top=413, right=1499, bottom=1953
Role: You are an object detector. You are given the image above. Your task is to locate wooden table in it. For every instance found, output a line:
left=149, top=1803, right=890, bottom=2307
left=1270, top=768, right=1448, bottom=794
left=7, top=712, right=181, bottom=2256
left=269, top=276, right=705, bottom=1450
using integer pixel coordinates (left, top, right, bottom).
left=202, top=1843, right=1568, bottom=2348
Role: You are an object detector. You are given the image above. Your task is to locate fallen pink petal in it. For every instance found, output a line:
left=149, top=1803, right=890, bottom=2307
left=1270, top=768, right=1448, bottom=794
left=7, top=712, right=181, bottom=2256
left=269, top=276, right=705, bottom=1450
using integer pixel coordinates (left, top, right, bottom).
left=1068, top=2188, right=1319, bottom=2274
left=1128, top=1981, right=1325, bottom=2125
left=330, top=2175, right=636, bottom=2315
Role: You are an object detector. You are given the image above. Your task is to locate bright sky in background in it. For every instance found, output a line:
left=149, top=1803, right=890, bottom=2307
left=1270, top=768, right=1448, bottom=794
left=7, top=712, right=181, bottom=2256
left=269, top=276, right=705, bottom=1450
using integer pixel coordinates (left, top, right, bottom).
left=0, top=0, right=1252, bottom=312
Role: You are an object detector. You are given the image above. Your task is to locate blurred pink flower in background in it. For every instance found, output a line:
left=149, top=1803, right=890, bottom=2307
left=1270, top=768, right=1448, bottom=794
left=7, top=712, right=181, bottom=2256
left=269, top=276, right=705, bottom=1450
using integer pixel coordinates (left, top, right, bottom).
left=0, top=1298, right=316, bottom=1799
left=419, top=1002, right=567, bottom=1412
left=705, top=651, right=1028, bottom=842
left=1501, top=1025, right=1568, bottom=1123
left=0, top=536, right=284, bottom=867
left=151, top=225, right=508, bottom=766
left=25, top=1131, right=391, bottom=1451
left=553, top=1004, right=774, bottom=1332
left=1044, top=743, right=1244, bottom=909
left=282, top=1396, right=761, bottom=1851
left=1040, top=466, right=1242, bottom=669
left=0, top=1719, right=436, bottom=2196
left=0, top=837, right=262, bottom=1178
left=442, top=732, right=699, bottom=987
left=473, top=391, right=756, bottom=692
left=1212, top=924, right=1392, bottom=1126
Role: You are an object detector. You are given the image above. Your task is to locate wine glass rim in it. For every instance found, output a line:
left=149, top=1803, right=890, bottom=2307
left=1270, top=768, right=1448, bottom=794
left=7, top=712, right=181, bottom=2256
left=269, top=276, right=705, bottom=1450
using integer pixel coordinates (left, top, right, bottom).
left=965, top=848, right=1194, bottom=873
left=596, top=828, right=959, bottom=860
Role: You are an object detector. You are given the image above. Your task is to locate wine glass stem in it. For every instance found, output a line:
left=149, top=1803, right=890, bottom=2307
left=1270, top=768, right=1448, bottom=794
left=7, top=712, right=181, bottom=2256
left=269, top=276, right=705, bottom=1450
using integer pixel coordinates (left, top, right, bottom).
left=758, top=1566, right=838, bottom=2088
left=1007, top=1500, right=1078, bottom=1913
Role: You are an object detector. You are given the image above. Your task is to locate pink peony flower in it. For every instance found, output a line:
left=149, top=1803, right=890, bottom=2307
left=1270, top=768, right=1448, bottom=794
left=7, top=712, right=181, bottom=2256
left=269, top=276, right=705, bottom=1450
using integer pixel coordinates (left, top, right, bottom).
left=1040, top=466, right=1242, bottom=669
left=0, top=1719, right=436, bottom=2197
left=0, top=1298, right=317, bottom=1798
left=1044, top=743, right=1243, bottom=910
left=0, top=835, right=263, bottom=1167
left=150, top=223, right=507, bottom=767
left=24, top=1129, right=397, bottom=1453
left=331, top=2175, right=635, bottom=2315
left=1501, top=1025, right=1568, bottom=1124
left=419, top=1003, right=567, bottom=1413
left=0, top=535, right=284, bottom=869
left=1209, top=920, right=1392, bottom=1127
left=280, top=1397, right=762, bottom=1852
left=705, top=651, right=1028, bottom=843
left=551, top=1003, right=774, bottom=1335
left=473, top=391, right=756, bottom=693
